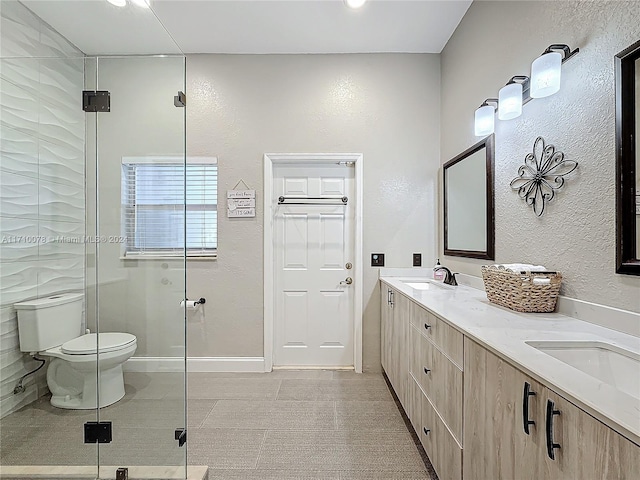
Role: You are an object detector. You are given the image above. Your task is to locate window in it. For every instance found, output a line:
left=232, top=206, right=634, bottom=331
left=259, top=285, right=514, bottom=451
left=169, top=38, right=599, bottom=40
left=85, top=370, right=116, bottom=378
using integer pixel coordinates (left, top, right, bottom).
left=121, top=156, right=217, bottom=257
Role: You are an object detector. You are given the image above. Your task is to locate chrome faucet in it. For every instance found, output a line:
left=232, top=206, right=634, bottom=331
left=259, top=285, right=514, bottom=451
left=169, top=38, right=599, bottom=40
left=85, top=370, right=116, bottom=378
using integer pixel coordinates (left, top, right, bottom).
left=434, top=266, right=458, bottom=286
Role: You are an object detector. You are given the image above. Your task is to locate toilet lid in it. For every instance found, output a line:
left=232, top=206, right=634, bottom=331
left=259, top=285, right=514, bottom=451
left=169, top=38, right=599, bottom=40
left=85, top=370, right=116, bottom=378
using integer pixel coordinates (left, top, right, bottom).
left=61, top=333, right=136, bottom=355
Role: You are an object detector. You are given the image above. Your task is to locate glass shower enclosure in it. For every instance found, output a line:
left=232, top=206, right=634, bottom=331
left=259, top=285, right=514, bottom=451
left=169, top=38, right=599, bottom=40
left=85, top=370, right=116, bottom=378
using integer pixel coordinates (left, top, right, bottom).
left=0, top=1, right=188, bottom=478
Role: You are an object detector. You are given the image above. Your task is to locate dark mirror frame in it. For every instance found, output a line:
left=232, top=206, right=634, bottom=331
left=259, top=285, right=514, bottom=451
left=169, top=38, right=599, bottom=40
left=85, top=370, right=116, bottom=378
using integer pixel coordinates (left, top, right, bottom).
left=615, top=39, right=640, bottom=275
left=443, top=134, right=495, bottom=260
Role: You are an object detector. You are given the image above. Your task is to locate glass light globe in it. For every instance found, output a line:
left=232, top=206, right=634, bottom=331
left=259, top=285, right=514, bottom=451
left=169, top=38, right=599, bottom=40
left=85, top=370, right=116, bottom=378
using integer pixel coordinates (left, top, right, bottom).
left=498, top=82, right=523, bottom=120
left=530, top=51, right=562, bottom=98
left=345, top=0, right=367, bottom=9
left=107, top=0, right=126, bottom=6
left=131, top=0, right=150, bottom=7
left=474, top=105, right=495, bottom=136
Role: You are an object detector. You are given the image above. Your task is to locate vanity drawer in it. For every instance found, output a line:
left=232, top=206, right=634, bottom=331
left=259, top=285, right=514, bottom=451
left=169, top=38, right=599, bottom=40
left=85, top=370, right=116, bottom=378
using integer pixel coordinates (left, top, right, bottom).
left=412, top=303, right=463, bottom=367
left=421, top=392, right=462, bottom=480
left=419, top=333, right=463, bottom=443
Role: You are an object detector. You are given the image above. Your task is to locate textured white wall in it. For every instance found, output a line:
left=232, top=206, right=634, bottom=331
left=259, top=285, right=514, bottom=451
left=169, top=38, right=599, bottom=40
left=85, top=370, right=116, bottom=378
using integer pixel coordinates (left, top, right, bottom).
left=187, top=54, right=441, bottom=370
left=0, top=1, right=85, bottom=417
left=440, top=0, right=640, bottom=314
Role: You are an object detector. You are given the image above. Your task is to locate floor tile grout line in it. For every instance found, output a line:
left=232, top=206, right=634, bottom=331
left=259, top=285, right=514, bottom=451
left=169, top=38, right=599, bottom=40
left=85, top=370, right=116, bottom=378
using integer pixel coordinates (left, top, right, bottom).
left=253, top=429, right=268, bottom=469
left=274, top=379, right=283, bottom=400
left=195, top=399, right=218, bottom=429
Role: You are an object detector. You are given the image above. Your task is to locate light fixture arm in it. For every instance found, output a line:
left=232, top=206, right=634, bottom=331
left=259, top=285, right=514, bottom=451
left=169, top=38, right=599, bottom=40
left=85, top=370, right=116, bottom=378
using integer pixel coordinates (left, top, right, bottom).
left=479, top=98, right=499, bottom=110
left=542, top=44, right=580, bottom=63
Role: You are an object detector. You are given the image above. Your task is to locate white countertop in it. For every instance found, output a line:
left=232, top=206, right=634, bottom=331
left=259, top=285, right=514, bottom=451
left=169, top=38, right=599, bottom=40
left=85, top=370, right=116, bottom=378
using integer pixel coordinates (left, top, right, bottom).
left=380, top=274, right=640, bottom=446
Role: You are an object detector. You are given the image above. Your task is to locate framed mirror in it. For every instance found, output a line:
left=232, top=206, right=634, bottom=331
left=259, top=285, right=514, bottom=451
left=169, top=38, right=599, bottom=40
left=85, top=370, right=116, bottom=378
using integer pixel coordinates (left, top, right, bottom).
left=615, top=39, right=640, bottom=275
left=443, top=135, right=495, bottom=260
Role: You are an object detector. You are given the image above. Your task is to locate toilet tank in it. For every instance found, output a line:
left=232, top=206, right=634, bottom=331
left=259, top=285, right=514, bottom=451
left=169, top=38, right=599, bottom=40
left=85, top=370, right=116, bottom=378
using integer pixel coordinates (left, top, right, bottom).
left=15, top=293, right=84, bottom=353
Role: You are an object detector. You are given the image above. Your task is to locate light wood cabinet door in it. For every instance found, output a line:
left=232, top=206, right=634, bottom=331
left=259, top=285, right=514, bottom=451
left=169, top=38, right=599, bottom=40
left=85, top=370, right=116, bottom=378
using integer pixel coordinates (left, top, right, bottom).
left=421, top=392, right=462, bottom=480
left=391, top=291, right=409, bottom=408
left=407, top=376, right=422, bottom=435
left=542, top=388, right=640, bottom=480
left=421, top=334, right=463, bottom=443
left=464, top=337, right=543, bottom=480
left=413, top=304, right=463, bottom=367
left=380, top=285, right=391, bottom=373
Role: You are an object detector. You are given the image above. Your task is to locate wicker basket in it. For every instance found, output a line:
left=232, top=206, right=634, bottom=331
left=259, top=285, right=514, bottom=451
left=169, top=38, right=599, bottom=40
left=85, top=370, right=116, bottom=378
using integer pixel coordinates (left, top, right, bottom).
left=481, top=265, right=562, bottom=313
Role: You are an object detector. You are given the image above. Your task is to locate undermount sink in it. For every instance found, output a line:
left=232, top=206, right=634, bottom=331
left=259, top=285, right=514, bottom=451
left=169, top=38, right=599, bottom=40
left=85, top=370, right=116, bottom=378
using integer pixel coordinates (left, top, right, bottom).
left=525, top=341, right=640, bottom=399
left=400, top=279, right=452, bottom=290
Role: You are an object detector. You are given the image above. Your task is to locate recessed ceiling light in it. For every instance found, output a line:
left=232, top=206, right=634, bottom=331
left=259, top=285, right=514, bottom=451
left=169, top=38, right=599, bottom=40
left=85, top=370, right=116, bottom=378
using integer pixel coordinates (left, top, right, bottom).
left=107, top=0, right=126, bottom=7
left=345, top=0, right=367, bottom=9
left=131, top=0, right=151, bottom=8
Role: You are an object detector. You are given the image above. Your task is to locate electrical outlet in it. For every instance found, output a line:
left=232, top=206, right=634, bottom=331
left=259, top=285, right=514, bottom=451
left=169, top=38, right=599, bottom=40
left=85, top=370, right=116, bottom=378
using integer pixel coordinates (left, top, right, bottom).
left=413, top=253, right=422, bottom=267
left=371, top=253, right=385, bottom=267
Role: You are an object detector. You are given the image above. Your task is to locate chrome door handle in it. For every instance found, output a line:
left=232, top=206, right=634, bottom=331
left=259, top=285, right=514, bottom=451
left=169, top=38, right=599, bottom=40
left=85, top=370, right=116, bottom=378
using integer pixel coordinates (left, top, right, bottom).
left=340, top=277, right=353, bottom=285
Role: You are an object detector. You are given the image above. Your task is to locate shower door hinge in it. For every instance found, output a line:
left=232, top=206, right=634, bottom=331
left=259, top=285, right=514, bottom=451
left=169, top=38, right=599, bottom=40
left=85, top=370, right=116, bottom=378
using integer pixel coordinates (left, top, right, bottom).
left=175, top=428, right=187, bottom=447
left=82, top=90, right=110, bottom=112
left=174, top=91, right=186, bottom=107
left=84, top=421, right=112, bottom=443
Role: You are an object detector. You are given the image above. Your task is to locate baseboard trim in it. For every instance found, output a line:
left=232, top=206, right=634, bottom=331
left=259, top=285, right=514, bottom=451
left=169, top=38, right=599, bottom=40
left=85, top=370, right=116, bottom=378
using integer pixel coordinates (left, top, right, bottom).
left=123, top=356, right=266, bottom=373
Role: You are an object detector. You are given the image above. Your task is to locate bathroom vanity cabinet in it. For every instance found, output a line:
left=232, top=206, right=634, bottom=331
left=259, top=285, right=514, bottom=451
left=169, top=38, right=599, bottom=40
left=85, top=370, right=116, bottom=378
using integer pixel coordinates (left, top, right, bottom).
left=380, top=286, right=409, bottom=408
left=380, top=280, right=640, bottom=480
left=464, top=338, right=640, bottom=480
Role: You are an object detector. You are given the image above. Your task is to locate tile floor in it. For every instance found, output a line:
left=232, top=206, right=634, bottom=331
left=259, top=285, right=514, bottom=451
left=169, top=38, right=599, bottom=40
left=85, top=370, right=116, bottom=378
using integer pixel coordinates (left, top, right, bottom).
left=0, top=370, right=436, bottom=480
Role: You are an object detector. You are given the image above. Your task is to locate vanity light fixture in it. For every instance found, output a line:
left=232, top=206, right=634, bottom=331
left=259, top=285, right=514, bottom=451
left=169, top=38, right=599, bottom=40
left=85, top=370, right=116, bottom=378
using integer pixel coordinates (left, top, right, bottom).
left=473, top=44, right=579, bottom=136
left=107, top=0, right=126, bottom=6
left=345, top=0, right=367, bottom=9
left=474, top=99, right=498, bottom=136
left=530, top=44, right=580, bottom=98
left=498, top=76, right=530, bottom=121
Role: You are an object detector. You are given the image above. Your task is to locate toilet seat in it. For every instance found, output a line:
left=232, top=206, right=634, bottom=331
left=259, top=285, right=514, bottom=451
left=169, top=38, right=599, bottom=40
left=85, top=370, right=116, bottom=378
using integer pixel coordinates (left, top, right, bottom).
left=61, top=333, right=136, bottom=355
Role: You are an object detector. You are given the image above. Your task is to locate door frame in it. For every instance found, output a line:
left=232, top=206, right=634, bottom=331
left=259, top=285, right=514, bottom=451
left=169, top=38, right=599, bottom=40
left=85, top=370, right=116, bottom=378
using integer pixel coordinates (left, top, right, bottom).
left=263, top=153, right=364, bottom=373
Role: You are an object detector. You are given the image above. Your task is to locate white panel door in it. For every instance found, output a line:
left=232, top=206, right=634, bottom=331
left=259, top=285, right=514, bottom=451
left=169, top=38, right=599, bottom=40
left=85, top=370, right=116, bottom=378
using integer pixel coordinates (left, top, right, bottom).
left=274, top=163, right=355, bottom=367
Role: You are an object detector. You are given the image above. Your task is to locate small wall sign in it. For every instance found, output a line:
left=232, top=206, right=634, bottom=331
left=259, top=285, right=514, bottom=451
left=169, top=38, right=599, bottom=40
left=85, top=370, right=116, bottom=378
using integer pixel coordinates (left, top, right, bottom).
left=227, top=190, right=256, bottom=218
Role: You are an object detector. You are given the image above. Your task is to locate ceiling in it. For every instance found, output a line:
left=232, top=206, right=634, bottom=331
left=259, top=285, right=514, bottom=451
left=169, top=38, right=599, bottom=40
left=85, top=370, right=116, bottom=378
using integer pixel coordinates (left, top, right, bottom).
left=22, top=0, right=472, bottom=56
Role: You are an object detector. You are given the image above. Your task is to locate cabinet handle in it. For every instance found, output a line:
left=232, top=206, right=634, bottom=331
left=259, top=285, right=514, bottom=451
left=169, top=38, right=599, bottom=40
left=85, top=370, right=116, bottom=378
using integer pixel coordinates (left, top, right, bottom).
left=387, top=289, right=391, bottom=305
left=424, top=323, right=431, bottom=331
left=423, top=367, right=431, bottom=375
left=389, top=290, right=394, bottom=308
left=423, top=427, right=430, bottom=436
left=522, top=382, right=536, bottom=435
left=545, top=399, right=561, bottom=460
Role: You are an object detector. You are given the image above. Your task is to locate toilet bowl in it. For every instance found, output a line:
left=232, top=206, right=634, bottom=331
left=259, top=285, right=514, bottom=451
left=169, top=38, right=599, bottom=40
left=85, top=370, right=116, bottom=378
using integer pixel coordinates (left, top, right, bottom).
left=44, top=333, right=137, bottom=409
left=15, top=293, right=137, bottom=410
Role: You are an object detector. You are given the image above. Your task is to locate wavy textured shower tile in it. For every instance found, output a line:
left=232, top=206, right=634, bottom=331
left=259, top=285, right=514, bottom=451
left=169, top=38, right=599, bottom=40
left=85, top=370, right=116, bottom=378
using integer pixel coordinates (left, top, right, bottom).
left=39, top=63, right=83, bottom=116
left=38, top=139, right=84, bottom=187
left=37, top=180, right=84, bottom=223
left=0, top=171, right=39, bottom=219
left=38, top=101, right=84, bottom=148
left=38, top=221, right=85, bottom=260
left=0, top=217, right=39, bottom=262
left=36, top=258, right=84, bottom=297
left=0, top=78, right=39, bottom=135
left=0, top=125, right=38, bottom=178
left=0, top=2, right=41, bottom=58
left=39, top=20, right=84, bottom=58
left=0, top=59, right=40, bottom=98
left=0, top=261, right=39, bottom=306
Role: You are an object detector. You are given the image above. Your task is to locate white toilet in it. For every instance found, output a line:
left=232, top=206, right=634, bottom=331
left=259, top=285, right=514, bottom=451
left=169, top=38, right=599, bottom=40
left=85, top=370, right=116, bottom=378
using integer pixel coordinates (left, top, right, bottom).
left=15, top=293, right=137, bottom=410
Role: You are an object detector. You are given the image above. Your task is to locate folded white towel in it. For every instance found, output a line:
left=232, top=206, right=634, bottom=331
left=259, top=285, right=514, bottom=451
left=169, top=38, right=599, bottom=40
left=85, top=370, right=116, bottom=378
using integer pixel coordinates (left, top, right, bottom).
left=496, top=263, right=547, bottom=272
left=532, top=277, right=551, bottom=285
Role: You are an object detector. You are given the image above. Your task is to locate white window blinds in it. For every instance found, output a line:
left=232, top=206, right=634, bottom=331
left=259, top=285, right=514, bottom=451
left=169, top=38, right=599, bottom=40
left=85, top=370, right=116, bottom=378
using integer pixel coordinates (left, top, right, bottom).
left=121, top=157, right=217, bottom=257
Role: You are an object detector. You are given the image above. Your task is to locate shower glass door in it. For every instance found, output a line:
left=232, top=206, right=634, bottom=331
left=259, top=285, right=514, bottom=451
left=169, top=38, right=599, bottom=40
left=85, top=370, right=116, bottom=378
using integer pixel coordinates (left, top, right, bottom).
left=90, top=53, right=187, bottom=478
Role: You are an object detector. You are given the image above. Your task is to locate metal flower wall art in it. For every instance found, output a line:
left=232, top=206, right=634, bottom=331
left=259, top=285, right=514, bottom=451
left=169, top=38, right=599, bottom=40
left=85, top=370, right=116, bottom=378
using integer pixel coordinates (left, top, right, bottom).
left=510, top=137, right=578, bottom=216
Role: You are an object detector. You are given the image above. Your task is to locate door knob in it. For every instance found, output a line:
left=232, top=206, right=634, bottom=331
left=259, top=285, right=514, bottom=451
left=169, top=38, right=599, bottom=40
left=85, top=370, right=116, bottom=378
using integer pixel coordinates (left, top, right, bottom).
left=340, top=277, right=353, bottom=285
